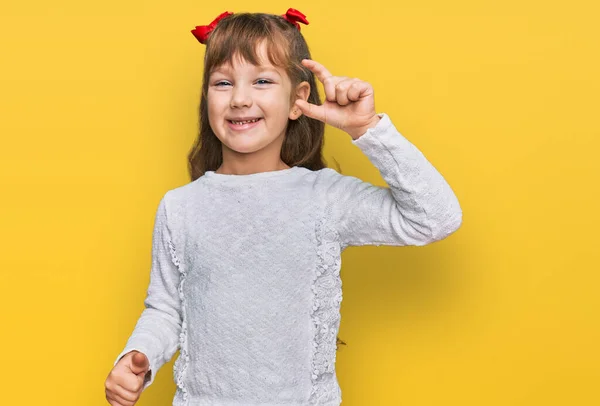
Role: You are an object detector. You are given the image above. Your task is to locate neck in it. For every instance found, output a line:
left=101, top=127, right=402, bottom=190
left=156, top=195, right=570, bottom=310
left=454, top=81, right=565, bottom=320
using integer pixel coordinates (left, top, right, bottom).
left=215, top=161, right=291, bottom=175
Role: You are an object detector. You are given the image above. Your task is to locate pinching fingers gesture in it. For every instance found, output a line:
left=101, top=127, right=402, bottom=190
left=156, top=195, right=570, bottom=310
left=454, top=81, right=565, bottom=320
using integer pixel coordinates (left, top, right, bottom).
left=294, top=59, right=380, bottom=140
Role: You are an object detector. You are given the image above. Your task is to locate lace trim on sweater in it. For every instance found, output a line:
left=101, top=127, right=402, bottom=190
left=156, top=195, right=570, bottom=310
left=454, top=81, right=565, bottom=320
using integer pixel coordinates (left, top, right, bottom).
left=310, top=210, right=343, bottom=404
left=168, top=238, right=189, bottom=404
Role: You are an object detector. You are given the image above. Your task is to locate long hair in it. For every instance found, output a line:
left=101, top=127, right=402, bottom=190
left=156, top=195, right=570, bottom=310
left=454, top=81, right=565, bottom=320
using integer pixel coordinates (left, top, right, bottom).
left=187, top=12, right=327, bottom=181
left=187, top=12, right=346, bottom=349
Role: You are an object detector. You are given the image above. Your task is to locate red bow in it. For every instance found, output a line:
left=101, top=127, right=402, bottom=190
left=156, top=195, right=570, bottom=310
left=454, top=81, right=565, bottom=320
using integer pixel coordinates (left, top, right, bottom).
left=191, top=8, right=309, bottom=44
left=191, top=11, right=233, bottom=44
left=281, top=8, right=309, bottom=31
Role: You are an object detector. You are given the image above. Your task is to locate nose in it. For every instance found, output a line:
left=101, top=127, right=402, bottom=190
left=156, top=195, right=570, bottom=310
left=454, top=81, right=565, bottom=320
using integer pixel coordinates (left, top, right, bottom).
left=229, top=84, right=253, bottom=109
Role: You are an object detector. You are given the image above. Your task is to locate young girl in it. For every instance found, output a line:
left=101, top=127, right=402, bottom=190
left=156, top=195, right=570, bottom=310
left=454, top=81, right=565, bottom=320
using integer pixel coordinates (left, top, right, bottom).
left=105, top=8, right=462, bottom=406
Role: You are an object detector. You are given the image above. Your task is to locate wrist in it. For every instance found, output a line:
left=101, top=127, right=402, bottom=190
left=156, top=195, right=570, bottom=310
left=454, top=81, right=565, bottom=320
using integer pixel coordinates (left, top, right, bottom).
left=350, top=115, right=381, bottom=140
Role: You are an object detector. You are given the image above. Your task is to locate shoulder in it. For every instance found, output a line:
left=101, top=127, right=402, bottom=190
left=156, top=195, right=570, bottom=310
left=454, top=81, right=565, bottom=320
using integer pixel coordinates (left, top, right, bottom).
left=310, top=166, right=344, bottom=184
left=302, top=166, right=346, bottom=192
left=308, top=167, right=369, bottom=205
left=155, top=178, right=206, bottom=220
left=163, top=179, right=200, bottom=202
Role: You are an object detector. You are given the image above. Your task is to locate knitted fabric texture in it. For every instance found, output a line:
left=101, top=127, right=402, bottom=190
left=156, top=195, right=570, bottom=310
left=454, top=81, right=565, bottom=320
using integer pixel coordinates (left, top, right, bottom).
left=114, top=113, right=463, bottom=405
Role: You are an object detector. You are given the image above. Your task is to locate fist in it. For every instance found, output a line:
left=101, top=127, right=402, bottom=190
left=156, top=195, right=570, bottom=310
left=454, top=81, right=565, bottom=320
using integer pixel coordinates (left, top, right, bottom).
left=105, top=351, right=150, bottom=406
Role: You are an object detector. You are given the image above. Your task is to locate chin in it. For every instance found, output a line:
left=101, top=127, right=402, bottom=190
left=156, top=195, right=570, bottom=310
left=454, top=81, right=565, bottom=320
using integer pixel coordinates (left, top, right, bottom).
left=214, top=124, right=284, bottom=155
left=222, top=139, right=271, bottom=154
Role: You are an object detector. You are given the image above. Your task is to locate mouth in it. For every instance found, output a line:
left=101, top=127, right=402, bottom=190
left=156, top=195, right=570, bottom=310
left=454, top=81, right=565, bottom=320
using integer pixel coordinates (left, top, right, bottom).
left=227, top=117, right=263, bottom=131
left=228, top=117, right=262, bottom=125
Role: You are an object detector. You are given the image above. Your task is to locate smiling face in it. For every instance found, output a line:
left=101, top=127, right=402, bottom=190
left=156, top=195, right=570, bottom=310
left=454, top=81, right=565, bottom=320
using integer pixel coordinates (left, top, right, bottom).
left=207, top=41, right=309, bottom=170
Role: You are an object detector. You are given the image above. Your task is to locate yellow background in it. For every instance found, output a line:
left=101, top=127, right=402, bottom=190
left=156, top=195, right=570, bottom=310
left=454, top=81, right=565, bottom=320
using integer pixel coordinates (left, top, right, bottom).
left=1, top=0, right=598, bottom=405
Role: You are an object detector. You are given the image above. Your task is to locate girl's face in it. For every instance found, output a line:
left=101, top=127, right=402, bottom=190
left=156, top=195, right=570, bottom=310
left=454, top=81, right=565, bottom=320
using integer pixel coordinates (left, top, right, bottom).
left=207, top=42, right=308, bottom=162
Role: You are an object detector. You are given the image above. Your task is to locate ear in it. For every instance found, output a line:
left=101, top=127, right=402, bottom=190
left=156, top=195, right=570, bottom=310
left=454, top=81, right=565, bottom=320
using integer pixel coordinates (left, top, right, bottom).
left=289, top=81, right=310, bottom=120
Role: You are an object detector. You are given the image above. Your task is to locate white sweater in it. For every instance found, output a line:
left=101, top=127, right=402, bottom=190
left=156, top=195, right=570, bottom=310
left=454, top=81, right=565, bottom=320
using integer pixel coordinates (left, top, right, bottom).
left=114, top=113, right=463, bottom=405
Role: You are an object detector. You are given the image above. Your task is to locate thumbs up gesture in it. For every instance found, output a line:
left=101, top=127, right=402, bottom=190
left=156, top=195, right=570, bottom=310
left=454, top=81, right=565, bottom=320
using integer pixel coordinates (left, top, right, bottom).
left=294, top=59, right=381, bottom=140
left=105, top=351, right=150, bottom=406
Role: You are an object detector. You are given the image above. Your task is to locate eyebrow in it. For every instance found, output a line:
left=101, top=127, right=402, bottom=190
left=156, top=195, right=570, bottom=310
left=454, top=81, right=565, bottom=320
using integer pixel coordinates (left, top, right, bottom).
left=211, top=66, right=281, bottom=76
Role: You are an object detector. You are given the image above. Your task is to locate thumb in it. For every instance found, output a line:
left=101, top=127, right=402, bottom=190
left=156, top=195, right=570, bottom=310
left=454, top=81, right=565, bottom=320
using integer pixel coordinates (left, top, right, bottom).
left=295, top=99, right=326, bottom=123
left=129, top=351, right=149, bottom=375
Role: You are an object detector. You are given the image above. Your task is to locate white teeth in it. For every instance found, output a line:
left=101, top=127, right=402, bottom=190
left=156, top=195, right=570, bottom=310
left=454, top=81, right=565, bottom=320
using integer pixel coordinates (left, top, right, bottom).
left=231, top=118, right=260, bottom=125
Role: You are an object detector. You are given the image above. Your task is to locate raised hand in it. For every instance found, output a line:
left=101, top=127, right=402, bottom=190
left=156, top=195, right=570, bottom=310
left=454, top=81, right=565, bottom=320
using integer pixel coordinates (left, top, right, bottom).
left=294, top=59, right=381, bottom=140
left=105, top=350, right=150, bottom=406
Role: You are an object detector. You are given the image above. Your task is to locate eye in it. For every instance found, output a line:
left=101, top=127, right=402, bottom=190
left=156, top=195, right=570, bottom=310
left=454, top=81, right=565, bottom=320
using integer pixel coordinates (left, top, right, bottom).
left=215, top=81, right=231, bottom=87
left=256, top=79, right=273, bottom=85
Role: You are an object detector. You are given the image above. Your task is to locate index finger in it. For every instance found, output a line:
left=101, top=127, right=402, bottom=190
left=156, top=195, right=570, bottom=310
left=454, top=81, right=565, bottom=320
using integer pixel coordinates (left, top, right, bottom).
left=301, top=59, right=334, bottom=84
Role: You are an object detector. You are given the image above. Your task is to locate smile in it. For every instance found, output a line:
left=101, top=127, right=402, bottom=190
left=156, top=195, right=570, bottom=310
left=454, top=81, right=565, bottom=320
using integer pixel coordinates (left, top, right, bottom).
left=227, top=118, right=263, bottom=130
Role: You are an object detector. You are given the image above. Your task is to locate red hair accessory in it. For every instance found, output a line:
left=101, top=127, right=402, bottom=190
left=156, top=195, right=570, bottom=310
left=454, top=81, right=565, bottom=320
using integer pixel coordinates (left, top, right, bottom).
left=191, top=8, right=308, bottom=45
left=281, top=8, right=309, bottom=31
left=191, top=11, right=233, bottom=44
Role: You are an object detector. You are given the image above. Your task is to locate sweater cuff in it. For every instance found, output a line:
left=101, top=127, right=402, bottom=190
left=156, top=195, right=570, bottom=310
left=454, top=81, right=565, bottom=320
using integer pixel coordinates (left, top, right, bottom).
left=351, top=113, right=390, bottom=144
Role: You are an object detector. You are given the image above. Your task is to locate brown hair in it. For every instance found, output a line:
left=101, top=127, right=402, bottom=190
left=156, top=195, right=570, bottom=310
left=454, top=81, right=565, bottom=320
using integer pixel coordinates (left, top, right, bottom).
left=187, top=12, right=327, bottom=181
left=186, top=12, right=347, bottom=349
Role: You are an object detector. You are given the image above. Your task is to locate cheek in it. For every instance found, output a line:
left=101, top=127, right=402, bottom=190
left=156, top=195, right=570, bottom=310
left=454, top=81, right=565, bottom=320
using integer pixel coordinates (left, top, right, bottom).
left=207, top=92, right=227, bottom=108
left=206, top=101, right=222, bottom=132
left=263, top=96, right=290, bottom=116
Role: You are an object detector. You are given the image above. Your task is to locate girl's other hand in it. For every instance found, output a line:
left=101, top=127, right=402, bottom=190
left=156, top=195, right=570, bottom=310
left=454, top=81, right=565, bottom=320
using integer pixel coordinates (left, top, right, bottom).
left=295, top=59, right=381, bottom=140
left=104, top=350, right=150, bottom=406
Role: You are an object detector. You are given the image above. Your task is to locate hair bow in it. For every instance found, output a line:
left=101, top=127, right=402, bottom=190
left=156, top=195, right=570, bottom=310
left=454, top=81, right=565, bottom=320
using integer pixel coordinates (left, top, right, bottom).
left=191, top=11, right=233, bottom=44
left=281, top=8, right=309, bottom=31
left=191, top=8, right=309, bottom=44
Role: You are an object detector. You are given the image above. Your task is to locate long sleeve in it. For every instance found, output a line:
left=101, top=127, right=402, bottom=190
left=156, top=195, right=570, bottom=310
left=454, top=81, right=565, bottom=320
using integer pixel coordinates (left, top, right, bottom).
left=326, top=113, right=463, bottom=248
left=113, top=194, right=182, bottom=389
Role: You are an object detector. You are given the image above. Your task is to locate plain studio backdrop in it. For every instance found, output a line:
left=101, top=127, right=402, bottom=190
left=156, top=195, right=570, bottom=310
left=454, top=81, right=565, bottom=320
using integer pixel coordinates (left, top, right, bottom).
left=1, top=0, right=598, bottom=405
